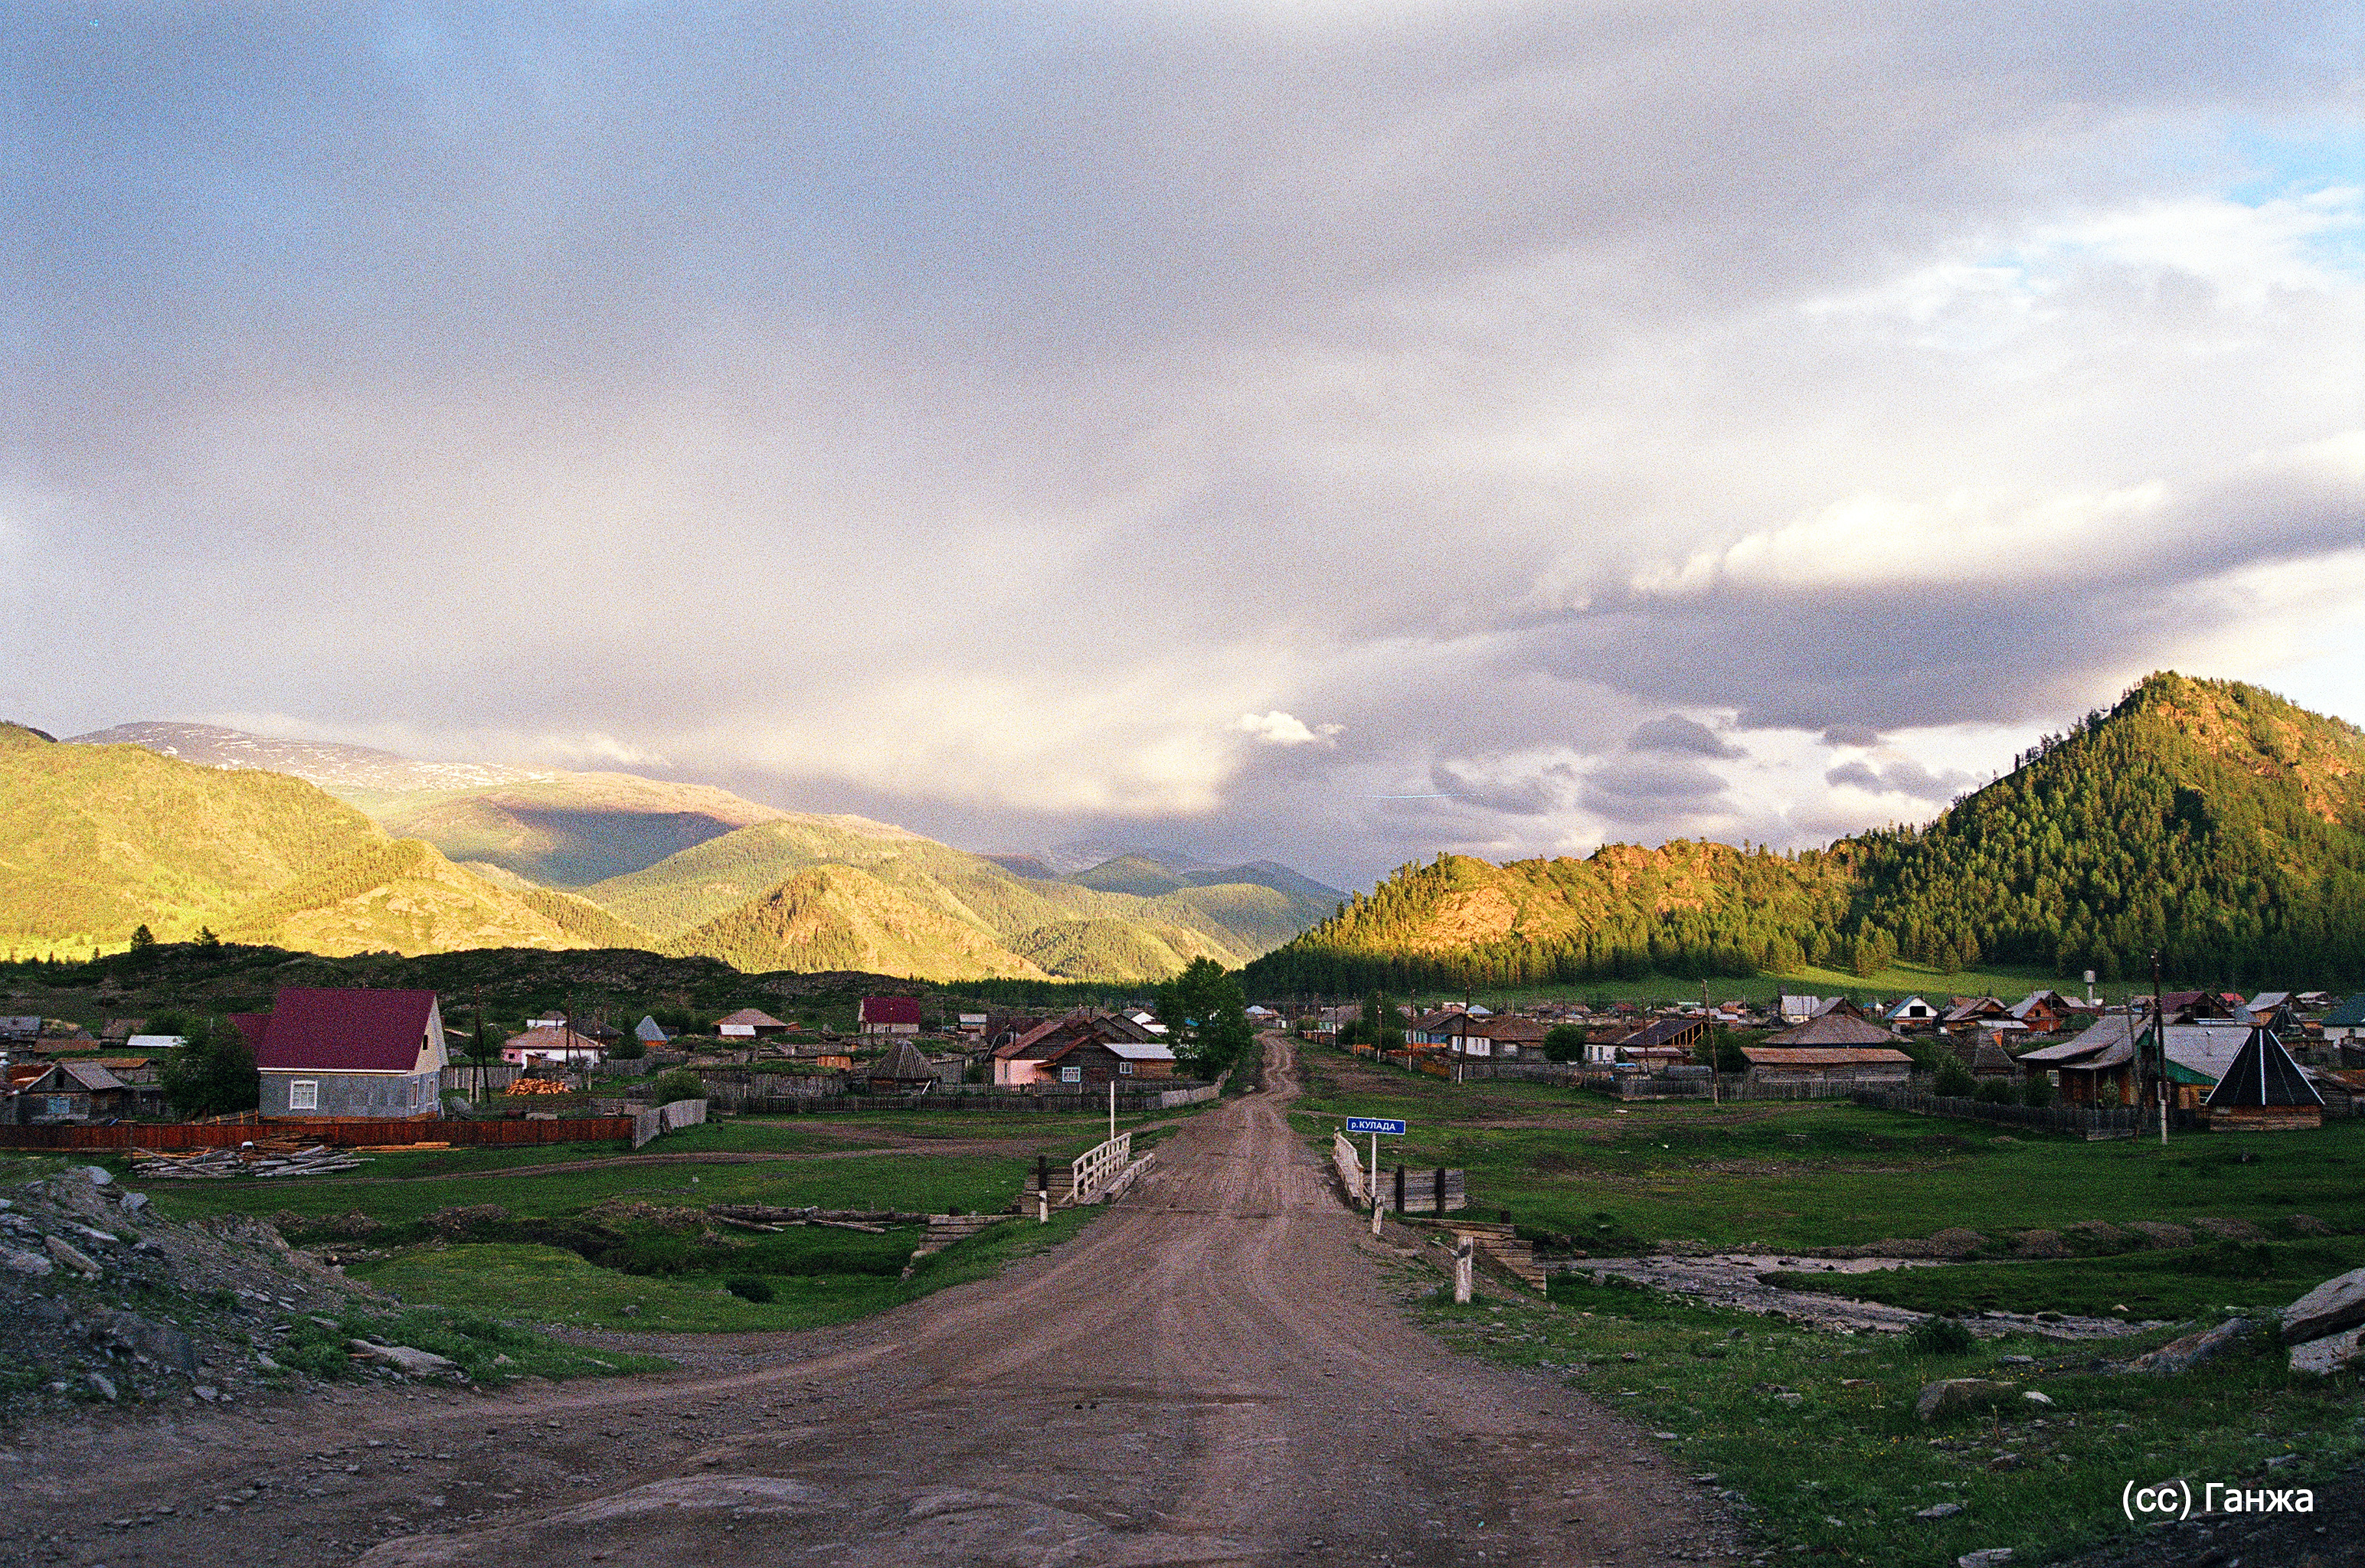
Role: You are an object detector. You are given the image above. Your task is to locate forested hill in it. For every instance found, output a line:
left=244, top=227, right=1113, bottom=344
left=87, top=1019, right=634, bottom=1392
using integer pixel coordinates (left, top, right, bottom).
left=1245, top=672, right=2365, bottom=995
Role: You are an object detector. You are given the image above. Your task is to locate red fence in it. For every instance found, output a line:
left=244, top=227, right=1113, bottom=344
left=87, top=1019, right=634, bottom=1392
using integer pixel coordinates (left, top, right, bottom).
left=0, top=1116, right=636, bottom=1152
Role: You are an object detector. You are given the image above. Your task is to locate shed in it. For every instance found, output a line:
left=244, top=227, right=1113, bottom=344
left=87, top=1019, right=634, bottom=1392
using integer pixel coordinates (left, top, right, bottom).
left=716, top=1008, right=791, bottom=1038
left=635, top=1016, right=670, bottom=1046
left=2320, top=994, right=2365, bottom=1047
left=2200, top=1029, right=2324, bottom=1131
left=868, top=1040, right=940, bottom=1089
left=500, top=1024, right=606, bottom=1069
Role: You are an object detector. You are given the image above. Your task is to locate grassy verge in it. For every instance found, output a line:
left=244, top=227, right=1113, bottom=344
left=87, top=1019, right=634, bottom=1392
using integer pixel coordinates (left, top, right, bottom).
left=355, top=1208, right=1098, bottom=1333
left=1288, top=1041, right=2365, bottom=1255
left=1764, top=1236, right=2365, bottom=1322
left=1419, top=1272, right=2363, bottom=1568
left=270, top=1302, right=671, bottom=1384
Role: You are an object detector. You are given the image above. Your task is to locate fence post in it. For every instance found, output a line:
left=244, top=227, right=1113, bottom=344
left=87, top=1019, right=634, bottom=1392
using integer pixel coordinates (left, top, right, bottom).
left=1453, top=1238, right=1474, bottom=1304
left=1395, top=1164, right=1405, bottom=1214
left=1435, top=1166, right=1447, bottom=1215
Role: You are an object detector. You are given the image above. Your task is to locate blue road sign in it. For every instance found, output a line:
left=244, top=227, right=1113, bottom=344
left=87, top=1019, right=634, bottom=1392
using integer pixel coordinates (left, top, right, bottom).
left=1344, top=1117, right=1407, bottom=1136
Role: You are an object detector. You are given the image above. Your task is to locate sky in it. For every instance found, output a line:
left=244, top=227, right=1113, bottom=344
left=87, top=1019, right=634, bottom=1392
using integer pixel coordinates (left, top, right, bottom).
left=6, top=2, right=2363, bottom=890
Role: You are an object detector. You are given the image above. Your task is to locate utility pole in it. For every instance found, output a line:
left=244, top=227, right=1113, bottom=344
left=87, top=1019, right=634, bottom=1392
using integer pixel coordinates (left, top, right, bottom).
left=2151, top=952, right=2169, bottom=1145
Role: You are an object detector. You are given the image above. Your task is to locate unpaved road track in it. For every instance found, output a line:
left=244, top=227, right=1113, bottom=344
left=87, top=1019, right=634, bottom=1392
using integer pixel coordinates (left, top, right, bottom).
left=1, top=1037, right=1737, bottom=1566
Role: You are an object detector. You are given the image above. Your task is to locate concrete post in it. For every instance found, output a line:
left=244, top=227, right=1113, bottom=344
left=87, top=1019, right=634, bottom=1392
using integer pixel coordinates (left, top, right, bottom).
left=1453, top=1238, right=1474, bottom=1304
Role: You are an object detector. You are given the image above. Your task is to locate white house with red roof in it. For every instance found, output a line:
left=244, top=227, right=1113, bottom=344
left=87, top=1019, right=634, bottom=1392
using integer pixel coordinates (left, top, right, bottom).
left=859, top=996, right=923, bottom=1035
left=234, top=987, right=447, bottom=1120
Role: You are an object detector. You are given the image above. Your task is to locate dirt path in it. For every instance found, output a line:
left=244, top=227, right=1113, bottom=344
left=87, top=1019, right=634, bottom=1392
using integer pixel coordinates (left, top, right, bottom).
left=0, top=1036, right=1739, bottom=1567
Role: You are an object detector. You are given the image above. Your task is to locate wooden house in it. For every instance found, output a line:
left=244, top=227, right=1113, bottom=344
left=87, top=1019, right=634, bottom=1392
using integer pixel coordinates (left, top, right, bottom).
left=1613, top=1017, right=1708, bottom=1063
left=1765, top=1012, right=1902, bottom=1050
left=2324, top=995, right=2365, bottom=1047
left=499, top=1024, right=605, bottom=1070
left=1884, top=996, right=1940, bottom=1030
left=1938, top=997, right=2011, bottom=1034
left=1739, top=1047, right=1912, bottom=1089
left=2007, top=991, right=2076, bottom=1035
left=10, top=1060, right=133, bottom=1123
left=2017, top=1013, right=2140, bottom=1106
left=858, top=997, right=924, bottom=1036
left=716, top=1008, right=792, bottom=1039
left=993, top=1010, right=1166, bottom=1086
left=237, top=988, right=447, bottom=1120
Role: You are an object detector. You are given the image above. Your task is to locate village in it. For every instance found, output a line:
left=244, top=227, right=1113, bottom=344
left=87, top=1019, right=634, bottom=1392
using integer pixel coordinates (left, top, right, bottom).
left=0, top=975, right=2360, bottom=1568
left=6, top=982, right=2358, bottom=1135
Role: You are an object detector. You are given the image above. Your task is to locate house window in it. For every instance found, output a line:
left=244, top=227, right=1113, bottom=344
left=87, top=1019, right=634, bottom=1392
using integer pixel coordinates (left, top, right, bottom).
left=1060, top=1067, right=1082, bottom=1084
left=1118, top=1060, right=1134, bottom=1075
left=289, top=1080, right=319, bottom=1112
left=45, top=1096, right=70, bottom=1117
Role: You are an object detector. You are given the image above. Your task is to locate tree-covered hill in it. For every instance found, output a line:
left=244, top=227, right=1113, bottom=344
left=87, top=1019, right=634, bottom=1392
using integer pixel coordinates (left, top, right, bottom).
left=0, top=724, right=387, bottom=951
left=1248, top=672, right=2365, bottom=995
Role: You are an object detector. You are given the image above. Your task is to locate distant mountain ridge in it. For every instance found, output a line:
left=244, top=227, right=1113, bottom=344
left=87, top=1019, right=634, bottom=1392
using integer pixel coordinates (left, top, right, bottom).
left=1246, top=671, right=2365, bottom=994
left=20, top=720, right=1338, bottom=979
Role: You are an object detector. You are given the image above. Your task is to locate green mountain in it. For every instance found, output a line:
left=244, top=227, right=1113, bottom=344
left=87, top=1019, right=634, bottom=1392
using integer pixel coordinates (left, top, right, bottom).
left=0, top=724, right=387, bottom=951
left=0, top=724, right=660, bottom=959
left=22, top=719, right=1336, bottom=979
left=584, top=818, right=1300, bottom=980
left=1247, top=672, right=2365, bottom=995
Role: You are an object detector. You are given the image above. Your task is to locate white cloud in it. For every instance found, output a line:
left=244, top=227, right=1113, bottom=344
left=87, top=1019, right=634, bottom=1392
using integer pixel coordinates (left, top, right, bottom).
left=1238, top=711, right=1343, bottom=747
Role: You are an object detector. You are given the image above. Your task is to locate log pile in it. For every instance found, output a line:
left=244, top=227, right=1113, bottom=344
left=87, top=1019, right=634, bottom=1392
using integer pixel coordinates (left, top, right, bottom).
left=503, top=1076, right=574, bottom=1096
left=127, top=1142, right=372, bottom=1179
left=707, top=1202, right=920, bottom=1233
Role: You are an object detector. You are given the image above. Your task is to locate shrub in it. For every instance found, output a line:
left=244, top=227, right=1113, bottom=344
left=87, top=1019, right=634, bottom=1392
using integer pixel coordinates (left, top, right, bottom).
left=1933, top=1058, right=1977, bottom=1097
left=2020, top=1073, right=2056, bottom=1108
left=647, top=1067, right=706, bottom=1104
left=1906, top=1315, right=1977, bottom=1355
left=2098, top=1082, right=2121, bottom=1108
left=1974, top=1079, right=2017, bottom=1104
left=1543, top=1024, right=1586, bottom=1063
left=724, top=1275, right=775, bottom=1303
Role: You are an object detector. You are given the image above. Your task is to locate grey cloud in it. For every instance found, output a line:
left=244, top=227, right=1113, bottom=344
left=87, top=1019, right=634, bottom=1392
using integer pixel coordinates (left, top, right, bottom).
left=1824, top=758, right=1978, bottom=803
left=1821, top=724, right=1884, bottom=749
left=1627, top=716, right=1745, bottom=759
left=7, top=4, right=2363, bottom=893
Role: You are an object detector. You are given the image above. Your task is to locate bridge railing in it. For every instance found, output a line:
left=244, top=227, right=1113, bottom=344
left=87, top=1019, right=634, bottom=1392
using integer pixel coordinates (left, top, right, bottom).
left=1070, top=1132, right=1133, bottom=1203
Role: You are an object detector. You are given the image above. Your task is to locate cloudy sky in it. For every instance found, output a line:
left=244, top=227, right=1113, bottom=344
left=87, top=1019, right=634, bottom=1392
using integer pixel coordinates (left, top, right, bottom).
left=7, top=2, right=2362, bottom=888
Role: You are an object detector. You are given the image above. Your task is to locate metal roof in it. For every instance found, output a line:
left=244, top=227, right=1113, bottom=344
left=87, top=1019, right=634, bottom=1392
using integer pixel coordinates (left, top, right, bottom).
left=247, top=988, right=440, bottom=1074
left=1740, top=1047, right=1913, bottom=1067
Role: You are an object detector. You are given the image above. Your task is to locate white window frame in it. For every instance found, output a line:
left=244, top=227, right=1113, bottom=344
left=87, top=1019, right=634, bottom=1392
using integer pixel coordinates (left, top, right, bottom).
left=289, top=1080, right=319, bottom=1112
left=1118, top=1060, right=1134, bottom=1075
left=1060, top=1066, right=1082, bottom=1084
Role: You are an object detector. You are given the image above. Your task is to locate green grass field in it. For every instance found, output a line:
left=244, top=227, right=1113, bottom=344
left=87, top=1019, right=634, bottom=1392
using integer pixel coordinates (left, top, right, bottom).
left=1300, top=1032, right=2365, bottom=1565
left=1290, top=1041, right=2365, bottom=1263
left=1420, top=1275, right=2361, bottom=1568
left=123, top=1108, right=1153, bottom=1334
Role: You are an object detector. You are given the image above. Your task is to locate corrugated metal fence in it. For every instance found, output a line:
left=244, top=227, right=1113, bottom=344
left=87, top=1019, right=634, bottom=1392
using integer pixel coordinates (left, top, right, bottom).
left=0, top=1116, right=636, bottom=1151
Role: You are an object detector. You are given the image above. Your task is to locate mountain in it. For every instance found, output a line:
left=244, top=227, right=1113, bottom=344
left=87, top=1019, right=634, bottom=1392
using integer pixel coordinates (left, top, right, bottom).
left=1247, top=672, right=2365, bottom=994
left=71, top=722, right=787, bottom=888
left=1, top=724, right=388, bottom=951
left=215, top=839, right=656, bottom=958
left=658, top=865, right=1052, bottom=982
left=0, top=724, right=650, bottom=959
left=68, top=722, right=526, bottom=794
left=582, top=819, right=1280, bottom=980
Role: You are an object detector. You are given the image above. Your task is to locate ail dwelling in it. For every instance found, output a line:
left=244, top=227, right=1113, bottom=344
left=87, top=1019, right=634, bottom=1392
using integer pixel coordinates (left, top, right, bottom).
left=234, top=988, right=447, bottom=1120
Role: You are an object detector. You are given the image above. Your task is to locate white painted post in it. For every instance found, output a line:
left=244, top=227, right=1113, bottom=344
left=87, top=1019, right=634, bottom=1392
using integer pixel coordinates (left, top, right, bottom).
left=1369, top=1131, right=1382, bottom=1234
left=1453, top=1238, right=1474, bottom=1304
left=1038, top=1188, right=1049, bottom=1224
left=1109, top=1076, right=1116, bottom=1145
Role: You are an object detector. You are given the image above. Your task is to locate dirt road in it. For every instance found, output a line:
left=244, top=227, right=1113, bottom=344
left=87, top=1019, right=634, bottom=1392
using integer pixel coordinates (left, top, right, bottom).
left=0, top=1036, right=1739, bottom=1567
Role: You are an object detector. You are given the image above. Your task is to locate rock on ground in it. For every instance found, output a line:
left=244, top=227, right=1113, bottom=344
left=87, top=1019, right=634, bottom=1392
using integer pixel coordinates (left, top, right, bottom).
left=2116, top=1316, right=2251, bottom=1375
left=2290, top=1325, right=2365, bottom=1376
left=1915, top=1379, right=2020, bottom=1423
left=2282, top=1266, right=2365, bottom=1344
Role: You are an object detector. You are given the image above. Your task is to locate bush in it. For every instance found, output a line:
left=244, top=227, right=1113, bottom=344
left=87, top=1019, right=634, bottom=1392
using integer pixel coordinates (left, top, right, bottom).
left=647, top=1067, right=706, bottom=1104
left=1906, top=1315, right=1977, bottom=1355
left=1974, top=1079, right=2017, bottom=1104
left=1933, top=1058, right=1977, bottom=1097
left=2020, top=1073, right=2056, bottom=1108
left=724, top=1275, right=775, bottom=1303
left=1542, top=1024, right=1586, bottom=1063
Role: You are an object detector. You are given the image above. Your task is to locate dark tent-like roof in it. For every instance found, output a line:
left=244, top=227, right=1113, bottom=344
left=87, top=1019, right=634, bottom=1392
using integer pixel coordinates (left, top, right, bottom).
left=872, top=1040, right=937, bottom=1082
left=2201, top=1028, right=2324, bottom=1109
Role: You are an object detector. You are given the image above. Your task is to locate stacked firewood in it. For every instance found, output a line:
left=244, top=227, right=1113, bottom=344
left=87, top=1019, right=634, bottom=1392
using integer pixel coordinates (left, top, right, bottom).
left=126, top=1143, right=371, bottom=1179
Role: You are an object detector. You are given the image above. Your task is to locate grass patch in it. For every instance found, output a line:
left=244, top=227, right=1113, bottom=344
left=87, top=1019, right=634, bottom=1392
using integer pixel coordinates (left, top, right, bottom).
left=1289, top=1040, right=2365, bottom=1255
left=1766, top=1237, right=2365, bottom=1321
left=358, top=1208, right=1097, bottom=1332
left=1421, top=1272, right=2365, bottom=1567
left=270, top=1302, right=668, bottom=1385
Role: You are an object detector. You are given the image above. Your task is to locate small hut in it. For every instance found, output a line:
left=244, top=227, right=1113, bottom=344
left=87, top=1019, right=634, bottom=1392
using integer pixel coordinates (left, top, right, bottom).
left=2200, top=1028, right=2324, bottom=1131
left=868, top=1040, right=939, bottom=1092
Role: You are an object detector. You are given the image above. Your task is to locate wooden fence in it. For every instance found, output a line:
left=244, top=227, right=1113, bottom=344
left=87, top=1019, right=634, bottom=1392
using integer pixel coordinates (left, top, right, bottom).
left=0, top=1116, right=636, bottom=1152
left=1330, top=1131, right=1465, bottom=1212
left=1851, top=1088, right=2141, bottom=1137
